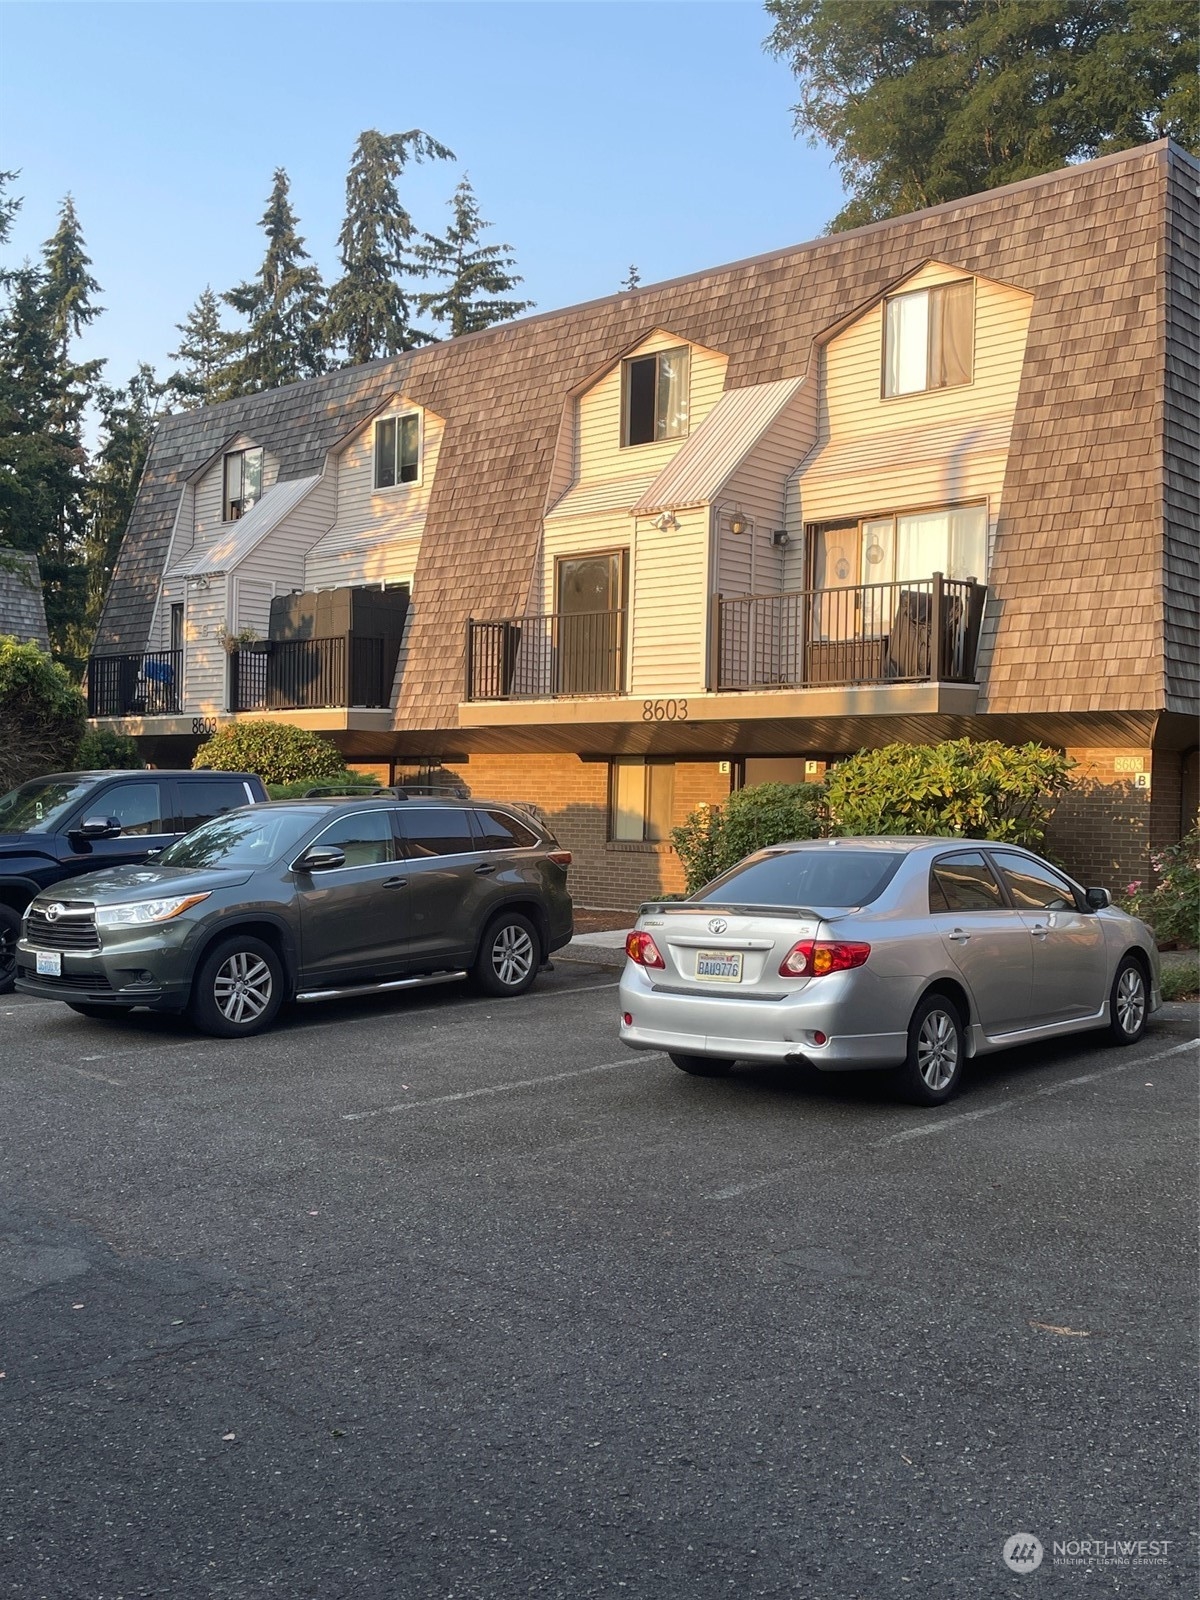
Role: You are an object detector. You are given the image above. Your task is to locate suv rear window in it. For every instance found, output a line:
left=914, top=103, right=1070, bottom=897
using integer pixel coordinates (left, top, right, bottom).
left=400, top=808, right=475, bottom=858
left=472, top=808, right=540, bottom=850
left=696, top=849, right=904, bottom=909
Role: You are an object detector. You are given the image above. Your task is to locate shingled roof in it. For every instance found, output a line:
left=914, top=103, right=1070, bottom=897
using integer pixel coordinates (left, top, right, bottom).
left=95, top=140, right=1198, bottom=730
left=0, top=549, right=51, bottom=651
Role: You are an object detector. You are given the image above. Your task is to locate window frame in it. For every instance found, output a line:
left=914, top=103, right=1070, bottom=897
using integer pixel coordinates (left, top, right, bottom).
left=396, top=805, right=477, bottom=860
left=988, top=849, right=1083, bottom=913
left=305, top=808, right=399, bottom=871
left=881, top=279, right=976, bottom=401
left=806, top=499, right=990, bottom=589
left=620, top=347, right=691, bottom=449
left=928, top=849, right=1006, bottom=915
left=373, top=411, right=422, bottom=491
left=609, top=757, right=675, bottom=844
left=222, top=447, right=265, bottom=522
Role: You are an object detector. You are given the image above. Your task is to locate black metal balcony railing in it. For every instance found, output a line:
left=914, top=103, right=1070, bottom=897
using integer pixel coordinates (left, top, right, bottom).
left=87, top=649, right=182, bottom=717
left=466, top=610, right=627, bottom=700
left=717, top=575, right=986, bottom=691
left=229, top=635, right=388, bottom=712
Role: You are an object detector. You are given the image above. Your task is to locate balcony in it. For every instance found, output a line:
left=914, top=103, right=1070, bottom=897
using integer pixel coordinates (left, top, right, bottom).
left=229, top=636, right=390, bottom=712
left=717, top=575, right=985, bottom=691
left=87, top=649, right=182, bottom=717
left=466, top=610, right=627, bottom=700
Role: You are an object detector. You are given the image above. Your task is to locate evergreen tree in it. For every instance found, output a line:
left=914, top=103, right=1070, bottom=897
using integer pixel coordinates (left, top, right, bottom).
left=167, top=286, right=237, bottom=409
left=326, top=128, right=455, bottom=363
left=620, top=264, right=641, bottom=291
left=0, top=170, right=20, bottom=256
left=222, top=168, right=327, bottom=393
left=765, top=0, right=1200, bottom=230
left=414, top=176, right=533, bottom=339
left=42, top=194, right=103, bottom=355
left=84, top=364, right=166, bottom=639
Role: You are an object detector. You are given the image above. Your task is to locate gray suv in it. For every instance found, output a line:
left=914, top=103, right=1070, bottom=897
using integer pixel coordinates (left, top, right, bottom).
left=15, top=795, right=574, bottom=1036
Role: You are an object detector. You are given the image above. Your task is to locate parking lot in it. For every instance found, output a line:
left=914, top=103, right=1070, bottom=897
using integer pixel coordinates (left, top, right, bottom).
left=2, top=963, right=1196, bottom=1598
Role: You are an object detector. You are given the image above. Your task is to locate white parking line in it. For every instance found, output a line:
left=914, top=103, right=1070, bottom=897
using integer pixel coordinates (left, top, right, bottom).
left=706, top=1037, right=1198, bottom=1199
left=342, top=1053, right=648, bottom=1121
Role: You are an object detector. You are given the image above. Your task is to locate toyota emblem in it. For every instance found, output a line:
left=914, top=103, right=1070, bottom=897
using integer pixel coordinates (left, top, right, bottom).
left=44, top=903, right=64, bottom=922
left=707, top=917, right=728, bottom=935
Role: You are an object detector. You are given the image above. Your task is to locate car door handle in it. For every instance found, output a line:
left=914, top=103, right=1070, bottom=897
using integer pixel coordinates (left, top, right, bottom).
left=1031, top=923, right=1049, bottom=939
left=948, top=929, right=971, bottom=943
left=383, top=876, right=408, bottom=888
left=474, top=863, right=496, bottom=875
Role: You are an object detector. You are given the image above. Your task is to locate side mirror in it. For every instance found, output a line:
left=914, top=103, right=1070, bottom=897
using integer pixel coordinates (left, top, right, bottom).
left=293, top=845, right=346, bottom=873
left=1085, top=887, right=1112, bottom=910
left=75, top=815, right=122, bottom=839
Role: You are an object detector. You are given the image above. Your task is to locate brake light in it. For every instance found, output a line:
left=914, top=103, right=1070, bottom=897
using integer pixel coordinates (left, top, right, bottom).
left=547, top=850, right=572, bottom=867
left=625, top=930, right=665, bottom=968
left=779, top=939, right=871, bottom=977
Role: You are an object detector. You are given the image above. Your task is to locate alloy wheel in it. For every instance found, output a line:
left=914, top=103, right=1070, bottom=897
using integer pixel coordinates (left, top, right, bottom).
left=213, top=950, right=274, bottom=1026
left=1115, top=966, right=1146, bottom=1037
left=491, top=924, right=535, bottom=988
left=917, top=1008, right=960, bottom=1091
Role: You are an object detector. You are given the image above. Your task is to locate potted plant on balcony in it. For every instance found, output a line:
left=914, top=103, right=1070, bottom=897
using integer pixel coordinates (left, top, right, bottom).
left=215, top=624, right=263, bottom=655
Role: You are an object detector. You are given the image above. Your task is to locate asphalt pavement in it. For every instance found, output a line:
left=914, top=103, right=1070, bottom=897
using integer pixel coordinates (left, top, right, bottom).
left=1, top=968, right=1196, bottom=1599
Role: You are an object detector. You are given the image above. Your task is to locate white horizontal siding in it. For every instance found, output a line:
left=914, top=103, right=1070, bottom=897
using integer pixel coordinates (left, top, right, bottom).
left=324, top=401, right=444, bottom=548
left=629, top=507, right=708, bottom=694
left=576, top=332, right=728, bottom=486
left=183, top=582, right=230, bottom=714
left=188, top=435, right=279, bottom=558
left=240, top=472, right=336, bottom=591
left=716, top=384, right=818, bottom=597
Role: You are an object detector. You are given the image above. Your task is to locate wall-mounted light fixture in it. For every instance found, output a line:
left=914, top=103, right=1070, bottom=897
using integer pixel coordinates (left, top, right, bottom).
left=652, top=511, right=679, bottom=532
left=728, top=509, right=749, bottom=537
left=771, top=529, right=790, bottom=548
left=192, top=573, right=211, bottom=591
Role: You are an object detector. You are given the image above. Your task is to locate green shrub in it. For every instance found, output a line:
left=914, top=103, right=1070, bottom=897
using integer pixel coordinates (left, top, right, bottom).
left=192, top=722, right=345, bottom=786
left=672, top=782, right=826, bottom=895
left=75, top=728, right=144, bottom=770
left=266, top=769, right=381, bottom=800
left=1119, top=823, right=1199, bottom=950
left=824, top=738, right=1074, bottom=848
left=0, top=638, right=88, bottom=791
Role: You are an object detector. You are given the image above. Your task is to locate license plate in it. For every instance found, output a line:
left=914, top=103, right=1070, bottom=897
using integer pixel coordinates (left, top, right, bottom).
left=36, top=951, right=62, bottom=978
left=696, top=949, right=742, bottom=982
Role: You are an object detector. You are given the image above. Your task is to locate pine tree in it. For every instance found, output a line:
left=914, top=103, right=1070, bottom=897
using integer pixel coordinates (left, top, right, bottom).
left=620, top=265, right=641, bottom=291
left=222, top=169, right=327, bottom=393
left=85, top=364, right=166, bottom=639
left=0, top=170, right=20, bottom=255
left=167, top=286, right=236, bottom=409
left=42, top=194, right=103, bottom=357
left=413, top=176, right=533, bottom=340
left=326, top=128, right=455, bottom=364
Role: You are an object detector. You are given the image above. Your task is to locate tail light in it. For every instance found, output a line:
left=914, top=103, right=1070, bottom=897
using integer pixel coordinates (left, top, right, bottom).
left=779, top=939, right=870, bottom=977
left=547, top=850, right=572, bottom=867
left=625, top=930, right=665, bottom=968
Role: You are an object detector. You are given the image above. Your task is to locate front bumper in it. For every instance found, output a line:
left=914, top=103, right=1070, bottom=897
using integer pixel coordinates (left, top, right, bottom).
left=617, top=963, right=910, bottom=1070
left=15, top=925, right=195, bottom=1011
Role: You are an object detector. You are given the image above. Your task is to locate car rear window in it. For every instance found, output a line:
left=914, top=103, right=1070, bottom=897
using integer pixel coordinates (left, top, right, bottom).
left=175, top=778, right=251, bottom=832
left=472, top=808, right=540, bottom=850
left=695, top=849, right=904, bottom=909
left=400, top=808, right=475, bottom=858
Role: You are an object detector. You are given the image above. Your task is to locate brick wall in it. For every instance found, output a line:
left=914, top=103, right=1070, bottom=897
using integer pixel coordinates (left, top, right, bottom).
left=1044, top=747, right=1153, bottom=886
left=443, top=753, right=730, bottom=907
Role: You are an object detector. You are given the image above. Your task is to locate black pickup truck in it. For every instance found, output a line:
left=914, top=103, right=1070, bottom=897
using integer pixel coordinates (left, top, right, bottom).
left=0, top=769, right=267, bottom=991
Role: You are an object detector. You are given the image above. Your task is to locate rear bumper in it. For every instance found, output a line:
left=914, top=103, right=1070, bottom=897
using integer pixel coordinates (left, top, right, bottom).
left=618, top=964, right=910, bottom=1070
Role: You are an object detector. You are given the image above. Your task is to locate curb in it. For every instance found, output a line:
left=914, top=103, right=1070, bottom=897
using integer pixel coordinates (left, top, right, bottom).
left=554, top=942, right=628, bottom=970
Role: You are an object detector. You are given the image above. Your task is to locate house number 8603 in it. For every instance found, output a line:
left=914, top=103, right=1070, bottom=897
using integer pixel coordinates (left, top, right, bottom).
left=642, top=699, right=688, bottom=722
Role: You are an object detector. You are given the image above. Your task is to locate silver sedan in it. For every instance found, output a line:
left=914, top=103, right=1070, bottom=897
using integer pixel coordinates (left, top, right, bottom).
left=618, top=837, right=1161, bottom=1105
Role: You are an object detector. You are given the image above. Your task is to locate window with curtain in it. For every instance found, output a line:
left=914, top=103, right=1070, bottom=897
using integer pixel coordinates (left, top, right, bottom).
left=884, top=281, right=974, bottom=397
left=623, top=348, right=690, bottom=446
left=222, top=448, right=264, bottom=521
left=611, top=758, right=675, bottom=842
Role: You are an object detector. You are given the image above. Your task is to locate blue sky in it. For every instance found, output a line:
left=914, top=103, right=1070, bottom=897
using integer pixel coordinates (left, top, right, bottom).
left=2, top=1, right=847, bottom=390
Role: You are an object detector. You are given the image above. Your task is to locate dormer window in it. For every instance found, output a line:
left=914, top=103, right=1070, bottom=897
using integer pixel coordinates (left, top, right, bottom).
left=223, top=448, right=264, bottom=521
left=883, top=281, right=974, bottom=397
left=374, top=414, right=420, bottom=488
left=623, top=348, right=689, bottom=446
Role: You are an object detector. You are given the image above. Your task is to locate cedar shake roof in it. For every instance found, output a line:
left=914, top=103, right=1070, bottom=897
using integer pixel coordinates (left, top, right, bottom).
left=0, top=549, right=51, bottom=651
left=95, top=140, right=1199, bottom=729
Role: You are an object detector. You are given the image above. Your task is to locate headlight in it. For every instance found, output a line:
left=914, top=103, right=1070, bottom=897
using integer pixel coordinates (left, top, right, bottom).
left=94, top=893, right=210, bottom=928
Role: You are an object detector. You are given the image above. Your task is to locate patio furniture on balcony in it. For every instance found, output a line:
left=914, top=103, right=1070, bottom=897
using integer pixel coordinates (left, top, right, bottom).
left=87, top=649, right=182, bottom=717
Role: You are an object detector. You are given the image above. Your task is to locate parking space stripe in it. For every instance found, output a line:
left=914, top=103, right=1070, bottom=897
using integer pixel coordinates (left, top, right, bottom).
left=341, top=1053, right=650, bottom=1121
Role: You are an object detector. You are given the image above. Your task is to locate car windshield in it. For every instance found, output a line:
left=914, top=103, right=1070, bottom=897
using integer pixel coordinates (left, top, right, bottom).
left=696, top=849, right=904, bottom=909
left=158, top=808, right=316, bottom=870
left=0, top=778, right=97, bottom=834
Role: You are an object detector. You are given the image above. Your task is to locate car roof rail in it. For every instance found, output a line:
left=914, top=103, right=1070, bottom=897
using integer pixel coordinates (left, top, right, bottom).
left=301, top=784, right=400, bottom=798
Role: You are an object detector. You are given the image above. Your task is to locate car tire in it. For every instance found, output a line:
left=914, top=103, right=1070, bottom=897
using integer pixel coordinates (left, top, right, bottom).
left=67, top=1003, right=134, bottom=1020
left=1106, top=954, right=1148, bottom=1045
left=669, top=1053, right=735, bottom=1077
left=472, top=912, right=541, bottom=998
left=189, top=935, right=284, bottom=1038
left=0, top=904, right=20, bottom=994
left=895, top=992, right=965, bottom=1106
